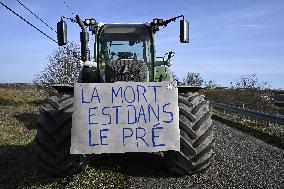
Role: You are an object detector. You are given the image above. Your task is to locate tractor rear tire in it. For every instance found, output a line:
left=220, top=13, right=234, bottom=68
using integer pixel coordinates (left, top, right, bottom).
left=164, top=92, right=214, bottom=175
left=35, top=92, right=88, bottom=176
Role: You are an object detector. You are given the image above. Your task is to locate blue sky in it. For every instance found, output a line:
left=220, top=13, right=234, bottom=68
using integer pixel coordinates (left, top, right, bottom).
left=0, top=0, right=283, bottom=88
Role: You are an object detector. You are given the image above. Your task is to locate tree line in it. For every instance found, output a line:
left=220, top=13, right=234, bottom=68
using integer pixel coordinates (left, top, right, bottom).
left=34, top=42, right=273, bottom=90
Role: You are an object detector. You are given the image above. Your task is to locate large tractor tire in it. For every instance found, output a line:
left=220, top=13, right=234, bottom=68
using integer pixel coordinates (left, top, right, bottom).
left=35, top=92, right=87, bottom=176
left=164, top=92, right=214, bottom=175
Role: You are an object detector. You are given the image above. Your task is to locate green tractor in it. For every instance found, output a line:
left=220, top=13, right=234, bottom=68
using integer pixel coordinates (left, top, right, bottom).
left=35, top=15, right=214, bottom=176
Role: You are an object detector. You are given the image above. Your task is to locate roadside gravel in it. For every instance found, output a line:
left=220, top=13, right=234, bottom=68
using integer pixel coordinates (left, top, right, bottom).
left=125, top=121, right=284, bottom=188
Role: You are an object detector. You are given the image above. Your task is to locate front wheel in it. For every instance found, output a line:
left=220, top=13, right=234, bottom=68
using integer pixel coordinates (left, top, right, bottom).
left=35, top=93, right=88, bottom=176
left=164, top=92, right=214, bottom=174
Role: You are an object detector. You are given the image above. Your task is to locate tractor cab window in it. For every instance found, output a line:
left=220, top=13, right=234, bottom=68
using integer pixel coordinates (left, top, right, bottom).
left=98, top=25, right=152, bottom=65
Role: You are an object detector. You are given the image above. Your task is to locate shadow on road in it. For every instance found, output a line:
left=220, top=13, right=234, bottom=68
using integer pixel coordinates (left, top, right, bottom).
left=90, top=152, right=180, bottom=178
left=0, top=143, right=56, bottom=189
left=14, top=112, right=39, bottom=130
left=0, top=142, right=180, bottom=188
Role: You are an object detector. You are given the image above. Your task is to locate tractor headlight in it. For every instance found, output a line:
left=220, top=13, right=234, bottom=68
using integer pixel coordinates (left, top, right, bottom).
left=85, top=19, right=91, bottom=25
left=153, top=19, right=158, bottom=24
left=90, top=19, right=96, bottom=25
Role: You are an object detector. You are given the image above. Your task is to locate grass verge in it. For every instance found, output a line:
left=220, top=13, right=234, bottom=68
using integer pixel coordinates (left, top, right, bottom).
left=212, top=109, right=284, bottom=149
left=0, top=85, right=126, bottom=189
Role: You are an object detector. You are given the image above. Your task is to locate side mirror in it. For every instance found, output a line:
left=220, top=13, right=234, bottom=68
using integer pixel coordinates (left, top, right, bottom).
left=57, top=18, right=67, bottom=46
left=180, top=19, right=189, bottom=43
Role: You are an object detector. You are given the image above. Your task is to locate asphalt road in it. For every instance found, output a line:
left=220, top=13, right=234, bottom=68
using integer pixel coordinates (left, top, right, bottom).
left=124, top=121, right=284, bottom=189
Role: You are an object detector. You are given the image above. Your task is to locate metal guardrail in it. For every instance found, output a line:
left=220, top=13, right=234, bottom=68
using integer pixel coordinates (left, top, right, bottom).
left=210, top=102, right=284, bottom=125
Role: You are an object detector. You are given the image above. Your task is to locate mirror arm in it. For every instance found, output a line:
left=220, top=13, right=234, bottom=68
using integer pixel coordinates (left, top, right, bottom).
left=76, top=15, right=86, bottom=32
left=75, top=15, right=90, bottom=62
left=162, top=15, right=184, bottom=27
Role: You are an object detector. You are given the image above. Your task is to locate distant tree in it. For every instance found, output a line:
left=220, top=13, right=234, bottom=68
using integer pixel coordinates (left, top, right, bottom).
left=229, top=74, right=274, bottom=104
left=205, top=80, right=218, bottom=88
left=183, top=72, right=204, bottom=86
left=33, top=42, right=80, bottom=84
left=203, top=74, right=277, bottom=113
left=231, top=74, right=271, bottom=90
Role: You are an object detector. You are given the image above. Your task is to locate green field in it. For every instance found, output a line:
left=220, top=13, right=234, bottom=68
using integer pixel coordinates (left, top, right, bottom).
left=212, top=110, right=284, bottom=149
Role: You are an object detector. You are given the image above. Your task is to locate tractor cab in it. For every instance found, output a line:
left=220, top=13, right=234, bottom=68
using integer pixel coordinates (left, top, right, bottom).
left=57, top=15, right=189, bottom=82
left=97, top=24, right=154, bottom=83
left=97, top=24, right=153, bottom=65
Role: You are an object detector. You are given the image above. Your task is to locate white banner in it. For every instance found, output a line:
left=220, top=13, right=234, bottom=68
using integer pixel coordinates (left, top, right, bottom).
left=70, top=81, right=179, bottom=154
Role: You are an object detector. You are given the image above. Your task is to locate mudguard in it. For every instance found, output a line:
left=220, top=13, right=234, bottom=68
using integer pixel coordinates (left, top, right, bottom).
left=177, top=86, right=204, bottom=93
left=50, top=84, right=74, bottom=93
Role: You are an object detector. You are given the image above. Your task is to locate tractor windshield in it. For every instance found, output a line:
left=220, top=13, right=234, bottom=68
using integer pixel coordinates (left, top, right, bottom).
left=98, top=24, right=152, bottom=64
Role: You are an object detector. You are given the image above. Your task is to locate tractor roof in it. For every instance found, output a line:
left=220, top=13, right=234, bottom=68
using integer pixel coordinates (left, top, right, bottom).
left=98, top=22, right=150, bottom=27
